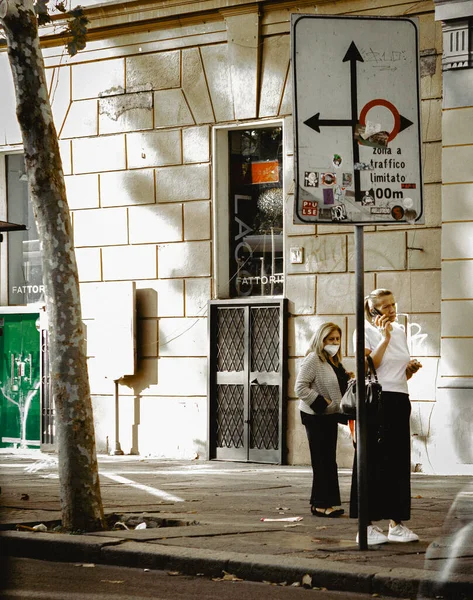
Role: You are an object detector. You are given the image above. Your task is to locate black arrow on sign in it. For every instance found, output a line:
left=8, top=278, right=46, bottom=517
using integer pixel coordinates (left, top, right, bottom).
left=343, top=41, right=364, bottom=197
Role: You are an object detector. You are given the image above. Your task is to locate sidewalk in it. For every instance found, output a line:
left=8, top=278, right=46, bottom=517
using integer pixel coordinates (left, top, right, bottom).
left=0, top=452, right=472, bottom=599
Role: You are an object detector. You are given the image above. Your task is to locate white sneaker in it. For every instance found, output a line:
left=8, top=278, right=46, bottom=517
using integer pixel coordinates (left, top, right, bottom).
left=388, top=523, right=419, bottom=543
left=356, top=525, right=388, bottom=546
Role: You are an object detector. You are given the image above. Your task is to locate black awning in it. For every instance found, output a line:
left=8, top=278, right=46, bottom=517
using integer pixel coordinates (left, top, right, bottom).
left=0, top=220, right=27, bottom=232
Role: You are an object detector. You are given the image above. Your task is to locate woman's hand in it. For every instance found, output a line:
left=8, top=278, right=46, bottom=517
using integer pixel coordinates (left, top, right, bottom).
left=406, top=359, right=422, bottom=380
left=374, top=313, right=392, bottom=341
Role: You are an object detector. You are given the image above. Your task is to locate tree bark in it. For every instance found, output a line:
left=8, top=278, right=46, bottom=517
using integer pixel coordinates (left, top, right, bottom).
left=1, top=0, right=104, bottom=532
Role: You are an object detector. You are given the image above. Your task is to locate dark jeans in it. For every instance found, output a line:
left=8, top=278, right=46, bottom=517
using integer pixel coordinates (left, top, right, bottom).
left=350, top=391, right=412, bottom=522
left=301, top=411, right=341, bottom=508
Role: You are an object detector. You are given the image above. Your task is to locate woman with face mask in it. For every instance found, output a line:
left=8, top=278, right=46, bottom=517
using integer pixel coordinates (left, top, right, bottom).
left=295, top=322, right=352, bottom=517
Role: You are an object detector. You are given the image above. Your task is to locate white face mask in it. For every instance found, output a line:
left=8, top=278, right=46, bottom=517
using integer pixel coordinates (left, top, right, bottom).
left=324, top=344, right=340, bottom=357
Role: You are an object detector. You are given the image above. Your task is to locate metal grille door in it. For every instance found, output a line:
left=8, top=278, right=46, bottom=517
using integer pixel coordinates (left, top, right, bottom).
left=209, top=299, right=287, bottom=464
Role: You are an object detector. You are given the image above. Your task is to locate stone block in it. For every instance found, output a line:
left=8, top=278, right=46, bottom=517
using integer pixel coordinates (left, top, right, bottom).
left=258, top=35, right=290, bottom=118
left=419, top=14, right=442, bottom=53
left=284, top=116, right=293, bottom=157
left=125, top=51, right=180, bottom=93
left=442, top=261, right=473, bottom=300
left=184, top=201, right=210, bottom=241
left=423, top=141, right=441, bottom=184
left=225, top=12, right=259, bottom=120
left=135, top=279, right=185, bottom=318
left=285, top=193, right=316, bottom=236
left=288, top=357, right=303, bottom=399
left=100, top=169, right=154, bottom=207
left=156, top=164, right=210, bottom=202
left=406, top=357, right=438, bottom=400
left=443, top=145, right=473, bottom=184
left=99, top=92, right=153, bottom=134
left=75, top=247, right=102, bottom=282
left=348, top=231, right=406, bottom=272
left=72, top=135, right=126, bottom=174
left=61, top=99, right=98, bottom=138
left=138, top=319, right=158, bottom=357
left=182, top=48, right=214, bottom=124
left=285, top=274, right=315, bottom=315
left=377, top=271, right=441, bottom=313
left=287, top=234, right=346, bottom=274
left=122, top=357, right=206, bottom=397
left=47, top=65, right=71, bottom=138
left=0, top=55, right=21, bottom=145
left=420, top=53, right=442, bottom=101
left=286, top=398, right=310, bottom=465
left=73, top=207, right=128, bottom=247
left=200, top=44, right=234, bottom=122
left=407, top=229, right=441, bottom=269
left=137, top=396, right=207, bottom=459
left=158, top=241, right=211, bottom=278
left=422, top=182, right=441, bottom=228
left=72, top=58, right=125, bottom=100
left=443, top=106, right=473, bottom=147
left=421, top=98, right=442, bottom=142
left=102, top=245, right=157, bottom=280
left=154, top=89, right=194, bottom=128
left=65, top=174, right=99, bottom=209
left=80, top=283, right=101, bottom=320
left=129, top=203, right=182, bottom=244
left=126, top=130, right=181, bottom=169
left=185, top=278, right=211, bottom=317
left=442, top=222, right=473, bottom=259
left=442, top=183, right=473, bottom=222
left=159, top=317, right=207, bottom=356
left=441, top=339, right=473, bottom=377
left=441, top=300, right=473, bottom=337
left=316, top=273, right=375, bottom=315
left=406, top=314, right=440, bottom=357
left=279, top=68, right=292, bottom=116
left=59, top=140, right=72, bottom=175
left=288, top=315, right=345, bottom=358
left=183, top=126, right=210, bottom=164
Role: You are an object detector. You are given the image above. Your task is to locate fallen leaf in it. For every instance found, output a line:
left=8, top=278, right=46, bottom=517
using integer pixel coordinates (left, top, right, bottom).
left=302, top=573, right=312, bottom=588
left=167, top=571, right=181, bottom=576
left=291, top=582, right=301, bottom=587
left=20, top=494, right=29, bottom=501
left=100, top=580, right=124, bottom=584
left=222, top=571, right=243, bottom=581
left=74, top=564, right=95, bottom=568
left=414, top=495, right=423, bottom=499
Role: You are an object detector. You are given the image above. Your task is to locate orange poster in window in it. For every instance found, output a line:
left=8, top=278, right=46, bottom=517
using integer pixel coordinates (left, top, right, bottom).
left=251, top=161, right=279, bottom=184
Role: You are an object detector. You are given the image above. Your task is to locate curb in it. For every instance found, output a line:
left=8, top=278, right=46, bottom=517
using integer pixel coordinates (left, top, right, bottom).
left=1, top=530, right=472, bottom=599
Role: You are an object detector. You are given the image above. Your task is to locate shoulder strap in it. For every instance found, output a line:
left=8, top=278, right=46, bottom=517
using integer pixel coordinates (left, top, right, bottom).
left=366, top=354, right=379, bottom=383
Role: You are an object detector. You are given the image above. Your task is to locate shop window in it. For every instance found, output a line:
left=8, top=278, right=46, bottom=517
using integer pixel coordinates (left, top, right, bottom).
left=6, top=154, right=44, bottom=306
left=227, top=126, right=283, bottom=297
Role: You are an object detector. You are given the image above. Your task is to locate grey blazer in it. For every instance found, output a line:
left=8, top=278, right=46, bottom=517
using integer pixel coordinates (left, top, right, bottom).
left=295, top=352, right=344, bottom=416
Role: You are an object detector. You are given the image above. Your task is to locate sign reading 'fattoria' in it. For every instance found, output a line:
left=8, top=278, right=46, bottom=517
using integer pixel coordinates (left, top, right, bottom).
left=291, top=15, right=424, bottom=225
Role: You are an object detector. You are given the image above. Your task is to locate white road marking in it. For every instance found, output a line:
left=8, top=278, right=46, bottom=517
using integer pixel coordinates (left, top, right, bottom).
left=100, top=473, right=184, bottom=503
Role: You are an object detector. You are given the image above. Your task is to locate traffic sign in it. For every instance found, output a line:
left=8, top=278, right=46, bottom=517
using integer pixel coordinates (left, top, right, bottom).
left=291, top=15, right=423, bottom=225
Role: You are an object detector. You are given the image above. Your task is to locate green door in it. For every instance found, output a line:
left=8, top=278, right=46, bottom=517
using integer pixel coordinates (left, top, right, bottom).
left=0, top=314, right=40, bottom=449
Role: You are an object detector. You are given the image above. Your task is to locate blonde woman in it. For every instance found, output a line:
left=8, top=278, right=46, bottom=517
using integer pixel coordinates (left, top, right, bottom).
left=350, top=288, right=422, bottom=545
left=295, top=322, right=351, bottom=517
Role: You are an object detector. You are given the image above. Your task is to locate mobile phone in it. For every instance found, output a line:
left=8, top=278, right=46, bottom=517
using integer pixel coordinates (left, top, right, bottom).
left=370, top=307, right=382, bottom=317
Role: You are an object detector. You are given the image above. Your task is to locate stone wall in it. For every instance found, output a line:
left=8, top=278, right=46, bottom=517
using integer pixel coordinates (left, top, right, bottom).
left=0, top=0, right=445, bottom=466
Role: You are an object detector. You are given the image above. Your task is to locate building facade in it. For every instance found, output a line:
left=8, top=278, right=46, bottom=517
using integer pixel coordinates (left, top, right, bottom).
left=0, top=0, right=471, bottom=473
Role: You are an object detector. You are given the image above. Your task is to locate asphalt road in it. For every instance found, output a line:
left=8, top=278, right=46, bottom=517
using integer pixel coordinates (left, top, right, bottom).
left=1, top=557, right=412, bottom=600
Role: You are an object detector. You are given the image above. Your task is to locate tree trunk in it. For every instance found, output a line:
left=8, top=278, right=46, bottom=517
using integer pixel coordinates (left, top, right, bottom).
left=1, top=0, right=104, bottom=532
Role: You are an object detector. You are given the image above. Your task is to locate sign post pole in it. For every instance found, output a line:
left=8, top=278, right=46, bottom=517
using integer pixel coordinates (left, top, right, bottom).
left=355, top=225, right=368, bottom=549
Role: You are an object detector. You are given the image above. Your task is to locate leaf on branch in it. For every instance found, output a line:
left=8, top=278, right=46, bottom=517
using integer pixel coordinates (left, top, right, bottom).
left=34, top=0, right=52, bottom=26
left=65, top=6, right=89, bottom=57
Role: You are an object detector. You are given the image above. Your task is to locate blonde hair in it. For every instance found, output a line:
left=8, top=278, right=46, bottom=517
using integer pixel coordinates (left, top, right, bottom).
left=305, top=322, right=342, bottom=364
left=364, top=288, right=393, bottom=323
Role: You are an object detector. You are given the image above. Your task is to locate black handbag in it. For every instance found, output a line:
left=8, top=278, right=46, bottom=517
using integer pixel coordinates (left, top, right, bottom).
left=341, top=354, right=382, bottom=418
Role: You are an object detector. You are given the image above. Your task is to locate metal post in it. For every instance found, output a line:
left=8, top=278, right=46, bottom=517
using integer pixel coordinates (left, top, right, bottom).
left=355, top=225, right=368, bottom=549
left=113, top=379, right=124, bottom=455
